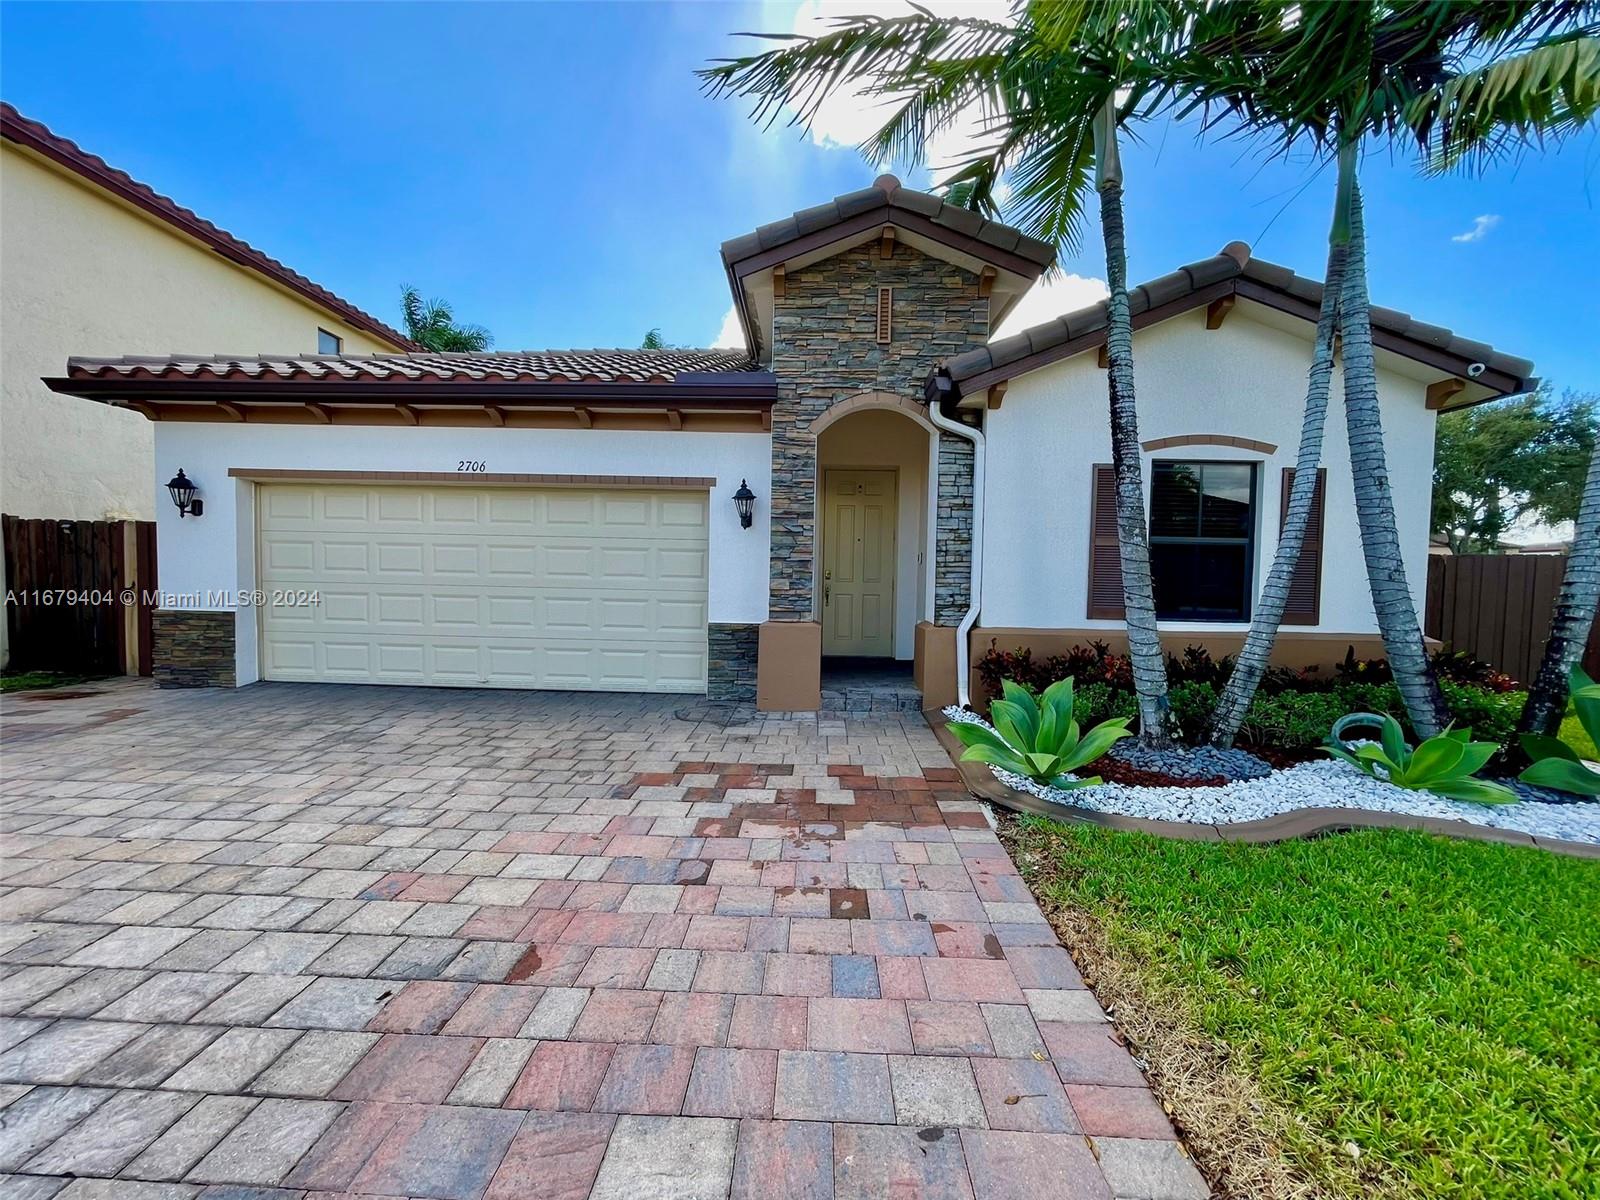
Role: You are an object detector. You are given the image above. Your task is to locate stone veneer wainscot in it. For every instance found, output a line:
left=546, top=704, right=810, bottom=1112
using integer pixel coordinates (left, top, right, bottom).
left=151, top=610, right=236, bottom=688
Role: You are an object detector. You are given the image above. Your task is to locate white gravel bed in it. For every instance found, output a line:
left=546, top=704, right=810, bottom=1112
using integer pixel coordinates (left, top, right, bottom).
left=943, top=706, right=1600, bottom=846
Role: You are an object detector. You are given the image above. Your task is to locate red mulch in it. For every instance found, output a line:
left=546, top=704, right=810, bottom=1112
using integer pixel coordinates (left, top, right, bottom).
left=1093, top=757, right=1229, bottom=789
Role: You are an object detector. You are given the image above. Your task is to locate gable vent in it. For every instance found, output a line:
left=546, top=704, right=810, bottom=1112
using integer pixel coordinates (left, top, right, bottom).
left=876, top=286, right=893, bottom=344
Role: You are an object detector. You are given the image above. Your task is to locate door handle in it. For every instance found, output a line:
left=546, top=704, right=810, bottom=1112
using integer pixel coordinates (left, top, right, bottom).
left=824, top=584, right=830, bottom=605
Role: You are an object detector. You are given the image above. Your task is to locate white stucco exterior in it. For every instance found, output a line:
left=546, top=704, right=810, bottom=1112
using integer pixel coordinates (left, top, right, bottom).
left=980, top=302, right=1438, bottom=637
left=150, top=422, right=772, bottom=685
left=0, top=143, right=403, bottom=523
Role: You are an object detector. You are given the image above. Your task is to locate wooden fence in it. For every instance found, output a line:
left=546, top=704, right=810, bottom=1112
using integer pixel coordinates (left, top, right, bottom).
left=1425, top=553, right=1600, bottom=686
left=2, top=515, right=157, bottom=677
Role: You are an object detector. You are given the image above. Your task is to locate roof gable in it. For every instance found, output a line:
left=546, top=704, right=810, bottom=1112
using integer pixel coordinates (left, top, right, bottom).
left=2, top=102, right=415, bottom=350
left=938, top=244, right=1534, bottom=409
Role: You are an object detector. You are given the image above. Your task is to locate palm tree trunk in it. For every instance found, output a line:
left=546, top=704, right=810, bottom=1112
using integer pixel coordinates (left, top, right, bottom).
left=1094, top=102, right=1169, bottom=745
left=1208, top=167, right=1351, bottom=747
left=1339, top=182, right=1451, bottom=737
left=1518, top=439, right=1600, bottom=736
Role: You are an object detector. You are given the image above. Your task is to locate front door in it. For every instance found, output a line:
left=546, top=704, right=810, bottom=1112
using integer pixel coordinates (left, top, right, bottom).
left=822, top=468, right=897, bottom=656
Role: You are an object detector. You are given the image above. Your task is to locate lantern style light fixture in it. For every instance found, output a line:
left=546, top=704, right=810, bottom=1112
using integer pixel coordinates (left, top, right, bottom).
left=166, top=469, right=203, bottom=518
left=732, top=479, right=756, bottom=529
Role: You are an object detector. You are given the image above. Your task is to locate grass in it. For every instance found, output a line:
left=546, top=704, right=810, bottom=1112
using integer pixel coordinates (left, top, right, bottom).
left=1006, top=818, right=1600, bottom=1200
left=0, top=670, right=103, bottom=693
left=1560, top=701, right=1598, bottom=761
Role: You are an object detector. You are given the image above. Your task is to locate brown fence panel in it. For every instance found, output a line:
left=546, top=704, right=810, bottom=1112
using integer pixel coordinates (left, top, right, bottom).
left=3, top=514, right=156, bottom=677
left=1425, top=553, right=1600, bottom=686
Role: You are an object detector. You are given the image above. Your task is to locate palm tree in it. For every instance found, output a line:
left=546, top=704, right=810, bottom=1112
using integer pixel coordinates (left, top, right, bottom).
left=400, top=286, right=493, bottom=352
left=641, top=328, right=668, bottom=350
left=699, top=3, right=1187, bottom=741
left=1520, top=441, right=1600, bottom=738
left=1184, top=1, right=1599, bottom=741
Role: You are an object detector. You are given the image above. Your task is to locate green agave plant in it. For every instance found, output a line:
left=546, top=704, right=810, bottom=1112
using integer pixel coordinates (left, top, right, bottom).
left=949, top=678, right=1133, bottom=790
left=1325, top=712, right=1516, bottom=805
left=1519, top=665, right=1600, bottom=797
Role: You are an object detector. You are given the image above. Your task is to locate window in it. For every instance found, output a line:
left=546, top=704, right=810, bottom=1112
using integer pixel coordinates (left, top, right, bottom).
left=1149, top=461, right=1257, bottom=621
left=317, top=328, right=342, bottom=354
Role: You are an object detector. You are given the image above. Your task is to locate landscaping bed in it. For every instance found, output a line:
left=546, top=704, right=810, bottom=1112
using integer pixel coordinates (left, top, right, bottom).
left=1002, top=815, right=1600, bottom=1199
left=949, top=642, right=1600, bottom=851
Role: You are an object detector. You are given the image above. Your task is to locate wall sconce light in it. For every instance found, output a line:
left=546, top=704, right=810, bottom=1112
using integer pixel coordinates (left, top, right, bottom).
left=732, top=479, right=756, bottom=529
left=166, top=469, right=203, bottom=518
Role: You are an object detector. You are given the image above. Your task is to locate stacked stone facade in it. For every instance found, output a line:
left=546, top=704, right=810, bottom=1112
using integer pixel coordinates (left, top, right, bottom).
left=152, top=610, right=236, bottom=687
left=768, top=241, right=988, bottom=619
left=707, top=622, right=759, bottom=702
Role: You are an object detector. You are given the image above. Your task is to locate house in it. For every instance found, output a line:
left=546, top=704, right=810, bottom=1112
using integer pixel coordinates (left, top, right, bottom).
left=44, top=174, right=1533, bottom=708
left=0, top=102, right=414, bottom=526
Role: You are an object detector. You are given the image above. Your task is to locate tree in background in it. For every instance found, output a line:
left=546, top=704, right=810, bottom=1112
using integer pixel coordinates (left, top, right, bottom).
left=400, top=286, right=492, bottom=352
left=1433, top=390, right=1597, bottom=552
left=640, top=329, right=671, bottom=349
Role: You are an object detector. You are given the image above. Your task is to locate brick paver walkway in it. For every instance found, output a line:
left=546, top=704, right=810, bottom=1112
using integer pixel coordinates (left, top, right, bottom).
left=0, top=681, right=1206, bottom=1199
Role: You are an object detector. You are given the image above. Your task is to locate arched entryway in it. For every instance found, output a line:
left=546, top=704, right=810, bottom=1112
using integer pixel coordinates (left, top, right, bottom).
left=811, top=394, right=938, bottom=667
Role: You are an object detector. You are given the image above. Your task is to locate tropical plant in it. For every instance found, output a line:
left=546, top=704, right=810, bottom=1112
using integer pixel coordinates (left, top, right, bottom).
left=399, top=286, right=492, bottom=352
left=1520, top=664, right=1600, bottom=795
left=948, top=678, right=1133, bottom=790
left=698, top=2, right=1188, bottom=742
left=640, top=328, right=670, bottom=350
left=1520, top=438, right=1600, bottom=738
left=1325, top=712, right=1517, bottom=804
left=1185, top=1, right=1600, bottom=744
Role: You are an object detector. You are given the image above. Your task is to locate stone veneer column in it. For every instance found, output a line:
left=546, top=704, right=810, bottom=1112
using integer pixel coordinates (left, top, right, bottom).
left=760, top=240, right=990, bottom=709
left=707, top=623, right=759, bottom=702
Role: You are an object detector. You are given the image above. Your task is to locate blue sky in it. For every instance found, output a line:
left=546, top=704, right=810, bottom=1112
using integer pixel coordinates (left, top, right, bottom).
left=3, top=1, right=1596, bottom=394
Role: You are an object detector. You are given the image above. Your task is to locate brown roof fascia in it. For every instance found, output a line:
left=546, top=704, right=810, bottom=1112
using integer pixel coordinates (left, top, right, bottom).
left=44, top=376, right=777, bottom=408
left=1, top=102, right=417, bottom=350
left=726, top=204, right=1049, bottom=282
left=949, top=277, right=1530, bottom=402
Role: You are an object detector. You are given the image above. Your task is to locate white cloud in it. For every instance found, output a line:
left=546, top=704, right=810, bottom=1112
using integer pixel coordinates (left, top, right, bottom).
left=992, top=273, right=1109, bottom=340
left=786, top=0, right=1011, bottom=182
left=712, top=304, right=748, bottom=350
left=1451, top=214, right=1501, bottom=244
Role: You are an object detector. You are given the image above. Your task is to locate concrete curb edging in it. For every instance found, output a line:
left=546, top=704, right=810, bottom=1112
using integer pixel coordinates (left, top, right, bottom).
left=925, top=711, right=1600, bottom=861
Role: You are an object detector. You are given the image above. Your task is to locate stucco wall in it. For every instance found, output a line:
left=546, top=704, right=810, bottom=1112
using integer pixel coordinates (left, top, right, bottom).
left=818, top=407, right=932, bottom=660
left=149, top=422, right=773, bottom=685
left=981, top=304, right=1437, bottom=637
left=0, top=145, right=400, bottom=523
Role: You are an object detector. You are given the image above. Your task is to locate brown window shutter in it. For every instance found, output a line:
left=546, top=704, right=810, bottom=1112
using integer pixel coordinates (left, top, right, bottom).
left=876, top=286, right=893, bottom=343
left=1280, top=466, right=1325, bottom=625
left=1087, top=464, right=1125, bottom=619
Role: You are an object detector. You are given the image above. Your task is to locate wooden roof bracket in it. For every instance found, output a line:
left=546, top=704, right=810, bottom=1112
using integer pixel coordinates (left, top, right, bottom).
left=772, top=264, right=785, bottom=299
left=880, top=225, right=897, bottom=259
left=665, top=409, right=684, bottom=430
left=305, top=402, right=332, bottom=424
left=986, top=381, right=1007, bottom=410
left=484, top=405, right=506, bottom=426
left=574, top=407, right=593, bottom=428
left=1426, top=377, right=1468, bottom=410
left=1205, top=294, right=1236, bottom=329
left=394, top=404, right=419, bottom=425
left=1096, top=345, right=1109, bottom=369
left=978, top=266, right=997, bottom=298
left=217, top=400, right=246, bottom=422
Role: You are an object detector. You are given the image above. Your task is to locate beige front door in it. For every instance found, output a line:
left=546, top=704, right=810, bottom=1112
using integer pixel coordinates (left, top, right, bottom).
left=822, top=468, right=897, bottom=656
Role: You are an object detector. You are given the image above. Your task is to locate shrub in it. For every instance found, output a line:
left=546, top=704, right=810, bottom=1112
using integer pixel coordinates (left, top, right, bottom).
left=1240, top=690, right=1350, bottom=749
left=1167, top=680, right=1220, bottom=742
left=1335, top=645, right=1523, bottom=692
left=1334, top=681, right=1524, bottom=752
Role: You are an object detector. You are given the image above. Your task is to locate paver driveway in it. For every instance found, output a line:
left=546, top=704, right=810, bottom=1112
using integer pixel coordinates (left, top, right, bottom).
left=0, top=680, right=1206, bottom=1199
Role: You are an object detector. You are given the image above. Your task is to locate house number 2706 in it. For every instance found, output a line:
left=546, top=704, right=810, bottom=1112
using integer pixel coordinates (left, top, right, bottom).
left=457, top=460, right=487, bottom=473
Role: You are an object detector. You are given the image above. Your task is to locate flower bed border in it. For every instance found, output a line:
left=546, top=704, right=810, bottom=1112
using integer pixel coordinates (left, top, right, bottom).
left=924, top=710, right=1600, bottom=860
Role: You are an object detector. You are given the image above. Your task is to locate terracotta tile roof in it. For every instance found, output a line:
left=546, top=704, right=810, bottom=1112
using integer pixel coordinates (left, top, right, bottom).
left=721, top=173, right=1057, bottom=273
left=2, top=101, right=416, bottom=350
left=940, top=242, right=1535, bottom=401
left=63, top=348, right=763, bottom=386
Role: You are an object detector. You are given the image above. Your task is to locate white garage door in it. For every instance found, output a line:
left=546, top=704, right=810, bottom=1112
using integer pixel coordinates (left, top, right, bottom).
left=257, top=483, right=709, bottom=692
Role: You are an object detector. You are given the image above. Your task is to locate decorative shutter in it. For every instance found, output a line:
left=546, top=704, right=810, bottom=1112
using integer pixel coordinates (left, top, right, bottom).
left=1087, top=464, right=1125, bottom=619
left=876, top=287, right=893, bottom=343
left=1280, top=467, right=1325, bottom=625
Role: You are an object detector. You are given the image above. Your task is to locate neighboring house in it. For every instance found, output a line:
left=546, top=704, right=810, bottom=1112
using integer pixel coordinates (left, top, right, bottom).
left=0, top=102, right=414, bottom=524
left=46, top=174, right=1533, bottom=708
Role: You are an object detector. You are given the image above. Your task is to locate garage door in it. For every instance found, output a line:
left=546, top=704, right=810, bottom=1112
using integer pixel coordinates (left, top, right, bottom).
left=257, top=483, right=709, bottom=692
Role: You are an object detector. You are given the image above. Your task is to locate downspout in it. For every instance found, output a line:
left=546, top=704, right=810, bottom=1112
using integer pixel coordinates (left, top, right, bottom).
left=925, top=375, right=984, bottom=708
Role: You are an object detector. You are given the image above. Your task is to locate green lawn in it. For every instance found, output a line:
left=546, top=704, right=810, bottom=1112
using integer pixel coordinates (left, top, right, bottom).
left=0, top=670, right=103, bottom=693
left=1561, top=701, right=1599, bottom=761
left=1008, top=819, right=1600, bottom=1199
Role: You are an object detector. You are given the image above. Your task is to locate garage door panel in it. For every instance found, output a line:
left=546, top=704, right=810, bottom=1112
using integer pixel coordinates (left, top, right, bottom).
left=259, top=483, right=708, bottom=692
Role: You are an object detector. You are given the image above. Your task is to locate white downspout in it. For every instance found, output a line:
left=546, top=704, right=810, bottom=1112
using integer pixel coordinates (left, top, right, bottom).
left=927, top=395, right=984, bottom=708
